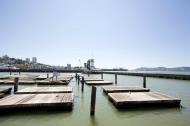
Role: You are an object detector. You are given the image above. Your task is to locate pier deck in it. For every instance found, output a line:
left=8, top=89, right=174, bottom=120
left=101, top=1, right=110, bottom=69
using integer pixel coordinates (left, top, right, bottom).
left=108, top=92, right=181, bottom=109
left=85, top=80, right=113, bottom=85
left=102, top=86, right=150, bottom=94
left=0, top=93, right=74, bottom=111
left=16, top=87, right=72, bottom=94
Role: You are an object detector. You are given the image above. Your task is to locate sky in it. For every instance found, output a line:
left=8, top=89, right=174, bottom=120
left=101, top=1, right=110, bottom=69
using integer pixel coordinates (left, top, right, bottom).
left=0, top=0, right=190, bottom=69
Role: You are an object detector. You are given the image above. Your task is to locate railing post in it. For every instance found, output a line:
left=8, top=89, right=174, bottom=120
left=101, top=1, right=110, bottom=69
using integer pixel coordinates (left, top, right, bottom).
left=115, top=74, right=117, bottom=84
left=14, top=77, right=19, bottom=93
left=143, top=76, right=146, bottom=88
left=90, top=86, right=96, bottom=116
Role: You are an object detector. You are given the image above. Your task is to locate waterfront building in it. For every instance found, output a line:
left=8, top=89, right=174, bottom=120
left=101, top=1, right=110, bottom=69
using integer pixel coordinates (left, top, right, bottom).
left=25, top=58, right=30, bottom=63
left=32, top=57, right=37, bottom=64
left=87, top=59, right=95, bottom=70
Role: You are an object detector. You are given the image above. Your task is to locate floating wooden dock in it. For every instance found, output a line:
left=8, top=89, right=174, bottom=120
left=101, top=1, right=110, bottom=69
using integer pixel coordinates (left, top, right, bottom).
left=85, top=81, right=113, bottom=85
left=102, top=86, right=150, bottom=94
left=108, top=92, right=181, bottom=109
left=36, top=80, right=68, bottom=85
left=0, top=87, right=12, bottom=94
left=0, top=80, right=69, bottom=85
left=86, top=78, right=104, bottom=81
left=79, top=77, right=103, bottom=82
left=0, top=93, right=74, bottom=111
left=16, top=87, right=72, bottom=94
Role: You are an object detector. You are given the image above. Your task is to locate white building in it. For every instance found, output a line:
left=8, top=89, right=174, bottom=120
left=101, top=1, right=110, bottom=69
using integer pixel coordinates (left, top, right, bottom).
left=25, top=58, right=30, bottom=63
left=32, top=57, right=37, bottom=64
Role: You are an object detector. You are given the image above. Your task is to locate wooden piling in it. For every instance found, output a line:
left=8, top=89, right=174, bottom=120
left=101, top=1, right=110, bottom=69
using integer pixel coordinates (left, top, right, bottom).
left=90, top=86, right=96, bottom=116
left=81, top=77, right=84, bottom=92
left=143, top=76, right=146, bottom=88
left=115, top=74, right=117, bottom=84
left=14, top=77, right=19, bottom=93
left=78, top=75, right=80, bottom=85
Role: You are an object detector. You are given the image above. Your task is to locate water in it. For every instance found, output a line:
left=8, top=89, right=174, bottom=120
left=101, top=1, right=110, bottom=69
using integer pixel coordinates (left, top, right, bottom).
left=0, top=72, right=190, bottom=126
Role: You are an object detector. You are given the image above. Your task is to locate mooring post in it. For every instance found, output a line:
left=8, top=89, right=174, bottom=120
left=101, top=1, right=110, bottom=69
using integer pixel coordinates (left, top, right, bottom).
left=115, top=74, right=117, bottom=84
left=101, top=73, right=103, bottom=79
left=143, top=76, right=146, bottom=88
left=90, top=86, right=97, bottom=116
left=14, top=77, right=19, bottom=93
left=81, top=76, right=84, bottom=92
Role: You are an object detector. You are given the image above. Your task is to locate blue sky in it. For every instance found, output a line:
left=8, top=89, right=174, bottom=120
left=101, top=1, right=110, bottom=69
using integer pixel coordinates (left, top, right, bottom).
left=0, top=0, right=190, bottom=69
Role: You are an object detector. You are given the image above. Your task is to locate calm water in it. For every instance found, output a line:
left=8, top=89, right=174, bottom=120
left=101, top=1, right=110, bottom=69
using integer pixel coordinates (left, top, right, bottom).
left=0, top=72, right=190, bottom=126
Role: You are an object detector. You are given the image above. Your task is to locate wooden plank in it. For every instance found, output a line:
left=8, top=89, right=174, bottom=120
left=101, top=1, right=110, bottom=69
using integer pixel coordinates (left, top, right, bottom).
left=0, top=93, right=74, bottom=111
left=0, top=87, right=12, bottom=94
left=102, top=86, right=150, bottom=94
left=108, top=92, right=181, bottom=108
left=85, top=81, right=113, bottom=85
left=16, top=87, right=72, bottom=94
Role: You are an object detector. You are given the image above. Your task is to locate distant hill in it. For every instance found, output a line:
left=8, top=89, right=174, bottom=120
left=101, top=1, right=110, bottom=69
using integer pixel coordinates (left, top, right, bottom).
left=134, top=67, right=190, bottom=72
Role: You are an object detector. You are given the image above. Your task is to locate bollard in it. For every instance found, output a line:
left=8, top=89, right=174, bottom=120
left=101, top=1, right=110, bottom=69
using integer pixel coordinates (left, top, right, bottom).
left=90, top=86, right=96, bottom=116
left=14, top=77, right=19, bottom=93
left=101, top=73, right=103, bottom=79
left=19, top=71, right=21, bottom=75
left=88, top=72, right=90, bottom=77
left=115, top=74, right=117, bottom=84
left=47, top=73, right=49, bottom=78
left=143, top=76, right=146, bottom=88
left=81, top=76, right=84, bottom=92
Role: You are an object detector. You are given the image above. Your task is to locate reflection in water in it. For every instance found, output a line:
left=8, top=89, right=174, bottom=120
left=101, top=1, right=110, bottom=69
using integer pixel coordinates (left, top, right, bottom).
left=90, top=116, right=98, bottom=126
